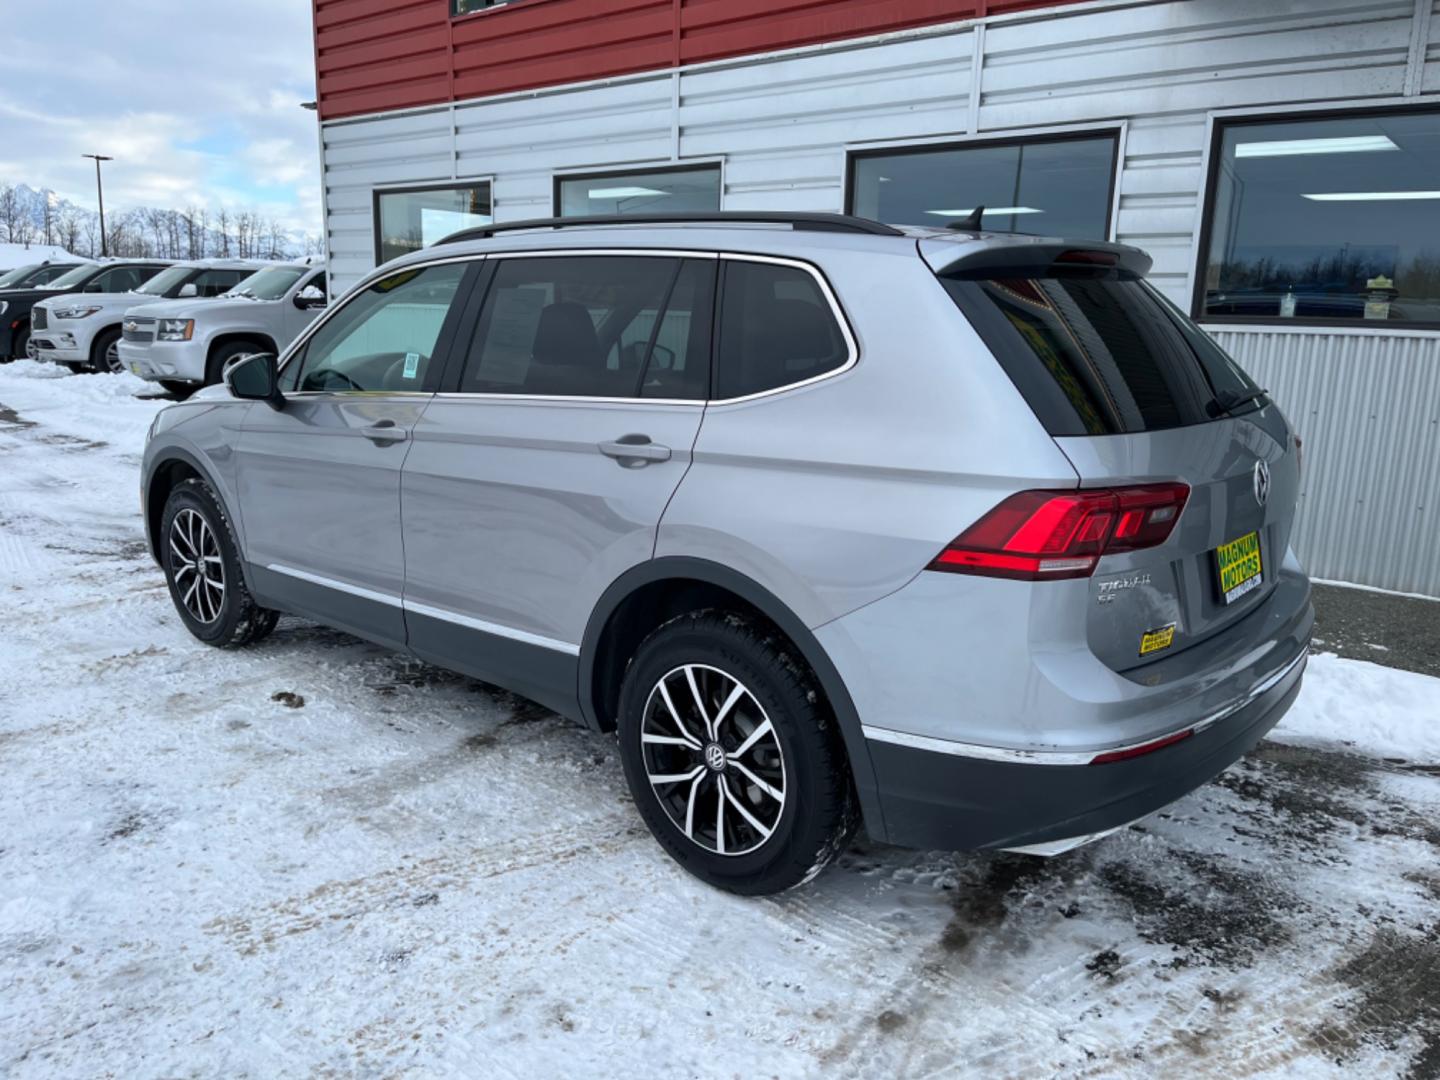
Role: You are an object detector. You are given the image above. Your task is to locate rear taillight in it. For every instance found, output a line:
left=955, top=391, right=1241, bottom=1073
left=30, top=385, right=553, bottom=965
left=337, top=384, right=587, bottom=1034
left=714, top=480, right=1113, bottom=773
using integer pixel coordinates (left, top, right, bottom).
left=928, top=483, right=1190, bottom=581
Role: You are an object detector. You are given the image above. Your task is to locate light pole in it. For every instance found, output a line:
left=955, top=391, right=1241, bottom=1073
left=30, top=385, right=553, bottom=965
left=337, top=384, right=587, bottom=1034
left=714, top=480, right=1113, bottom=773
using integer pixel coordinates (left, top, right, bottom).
left=82, top=154, right=113, bottom=256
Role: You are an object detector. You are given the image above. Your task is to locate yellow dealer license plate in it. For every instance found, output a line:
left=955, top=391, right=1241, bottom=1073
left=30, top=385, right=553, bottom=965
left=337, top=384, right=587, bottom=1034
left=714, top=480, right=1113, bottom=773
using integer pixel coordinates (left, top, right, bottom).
left=1216, top=531, right=1262, bottom=604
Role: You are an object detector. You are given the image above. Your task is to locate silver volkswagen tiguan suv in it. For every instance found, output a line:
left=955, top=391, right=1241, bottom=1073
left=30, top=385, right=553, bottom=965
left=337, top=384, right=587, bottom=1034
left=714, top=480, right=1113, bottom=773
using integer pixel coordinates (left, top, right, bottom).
left=141, top=212, right=1312, bottom=895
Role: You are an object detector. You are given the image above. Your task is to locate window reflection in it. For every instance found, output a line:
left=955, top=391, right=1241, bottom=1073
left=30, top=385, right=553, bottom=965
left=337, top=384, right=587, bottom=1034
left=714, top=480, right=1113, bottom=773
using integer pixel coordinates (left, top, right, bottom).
left=556, top=166, right=722, bottom=218
left=850, top=134, right=1117, bottom=237
left=1202, top=110, right=1440, bottom=325
left=375, top=184, right=493, bottom=264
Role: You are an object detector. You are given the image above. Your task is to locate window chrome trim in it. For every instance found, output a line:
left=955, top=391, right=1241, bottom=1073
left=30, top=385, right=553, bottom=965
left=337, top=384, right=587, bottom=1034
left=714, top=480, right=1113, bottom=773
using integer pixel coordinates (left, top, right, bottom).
left=284, top=246, right=859, bottom=407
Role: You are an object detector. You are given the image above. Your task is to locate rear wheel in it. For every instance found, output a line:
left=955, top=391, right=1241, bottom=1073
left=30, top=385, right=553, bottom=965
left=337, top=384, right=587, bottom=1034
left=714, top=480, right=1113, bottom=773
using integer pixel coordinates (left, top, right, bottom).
left=90, top=327, right=124, bottom=374
left=160, top=478, right=278, bottom=648
left=14, top=325, right=33, bottom=361
left=617, top=611, right=857, bottom=895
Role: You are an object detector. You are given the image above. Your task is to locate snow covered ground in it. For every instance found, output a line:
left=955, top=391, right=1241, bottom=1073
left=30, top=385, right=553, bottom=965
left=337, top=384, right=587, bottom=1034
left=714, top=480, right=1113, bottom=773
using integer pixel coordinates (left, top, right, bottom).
left=2, top=360, right=1438, bottom=1079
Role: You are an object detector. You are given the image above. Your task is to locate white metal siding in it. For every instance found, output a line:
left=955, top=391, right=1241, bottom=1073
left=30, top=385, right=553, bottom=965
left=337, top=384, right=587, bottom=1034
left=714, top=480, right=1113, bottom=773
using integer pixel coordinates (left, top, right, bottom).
left=1215, top=329, right=1440, bottom=596
left=319, top=0, right=1440, bottom=594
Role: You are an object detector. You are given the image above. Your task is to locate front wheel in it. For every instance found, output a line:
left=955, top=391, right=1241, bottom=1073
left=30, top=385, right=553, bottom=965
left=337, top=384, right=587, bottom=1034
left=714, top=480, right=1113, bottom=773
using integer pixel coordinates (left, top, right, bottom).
left=160, top=478, right=278, bottom=648
left=91, top=327, right=124, bottom=374
left=14, top=325, right=33, bottom=361
left=617, top=611, right=858, bottom=895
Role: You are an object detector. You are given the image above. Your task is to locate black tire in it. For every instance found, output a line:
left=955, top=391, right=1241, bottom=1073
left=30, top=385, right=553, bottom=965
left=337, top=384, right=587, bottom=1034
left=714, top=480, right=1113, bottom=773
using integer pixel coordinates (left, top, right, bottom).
left=13, top=324, right=32, bottom=362
left=205, top=340, right=266, bottom=387
left=90, top=326, right=124, bottom=374
left=617, top=611, right=858, bottom=895
left=160, top=478, right=279, bottom=648
left=59, top=362, right=86, bottom=375
left=159, top=380, right=197, bottom=399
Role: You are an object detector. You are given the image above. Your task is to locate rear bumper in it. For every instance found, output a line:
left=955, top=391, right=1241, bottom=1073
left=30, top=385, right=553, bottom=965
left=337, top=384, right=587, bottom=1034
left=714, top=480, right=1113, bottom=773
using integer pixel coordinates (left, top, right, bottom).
left=866, top=644, right=1306, bottom=851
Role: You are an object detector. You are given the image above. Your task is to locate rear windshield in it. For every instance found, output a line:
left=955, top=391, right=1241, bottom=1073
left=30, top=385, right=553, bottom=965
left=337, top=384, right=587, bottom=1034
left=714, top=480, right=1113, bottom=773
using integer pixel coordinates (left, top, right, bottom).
left=940, top=270, right=1263, bottom=436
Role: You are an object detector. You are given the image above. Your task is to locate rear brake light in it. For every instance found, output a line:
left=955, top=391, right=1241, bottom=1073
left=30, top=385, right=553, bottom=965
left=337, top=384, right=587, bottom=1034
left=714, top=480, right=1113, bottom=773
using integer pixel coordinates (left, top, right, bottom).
left=1055, top=249, right=1119, bottom=267
left=928, top=483, right=1190, bottom=581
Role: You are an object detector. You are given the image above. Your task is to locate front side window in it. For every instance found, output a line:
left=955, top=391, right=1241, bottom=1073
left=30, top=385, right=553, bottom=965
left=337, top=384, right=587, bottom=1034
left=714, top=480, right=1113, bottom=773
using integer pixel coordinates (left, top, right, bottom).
left=41, top=264, right=100, bottom=291
left=28, top=265, right=77, bottom=286
left=461, top=255, right=713, bottom=399
left=375, top=183, right=493, bottom=264
left=193, top=269, right=247, bottom=297
left=715, top=261, right=849, bottom=400
left=556, top=165, right=722, bottom=218
left=231, top=266, right=305, bottom=301
left=133, top=265, right=192, bottom=296
left=89, top=266, right=159, bottom=293
left=1200, top=109, right=1440, bottom=326
left=850, top=133, right=1117, bottom=237
left=285, top=262, right=467, bottom=393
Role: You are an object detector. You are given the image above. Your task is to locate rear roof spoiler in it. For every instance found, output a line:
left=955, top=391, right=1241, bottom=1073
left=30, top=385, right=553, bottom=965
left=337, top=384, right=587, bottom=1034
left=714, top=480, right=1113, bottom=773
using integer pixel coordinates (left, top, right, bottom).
left=919, top=236, right=1153, bottom=279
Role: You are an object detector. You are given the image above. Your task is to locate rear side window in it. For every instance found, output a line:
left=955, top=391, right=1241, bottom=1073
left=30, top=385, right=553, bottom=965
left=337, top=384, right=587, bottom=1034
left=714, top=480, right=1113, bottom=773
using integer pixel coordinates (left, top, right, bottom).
left=461, top=255, right=712, bottom=399
left=941, top=272, right=1262, bottom=435
left=716, top=261, right=849, bottom=400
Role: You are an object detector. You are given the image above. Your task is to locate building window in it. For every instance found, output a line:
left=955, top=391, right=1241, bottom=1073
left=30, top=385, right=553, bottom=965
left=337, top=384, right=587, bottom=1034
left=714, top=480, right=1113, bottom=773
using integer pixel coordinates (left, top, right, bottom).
left=848, top=132, right=1118, bottom=238
left=555, top=165, right=722, bottom=218
left=1199, top=108, right=1440, bottom=326
left=374, top=182, right=492, bottom=265
left=452, top=0, right=515, bottom=14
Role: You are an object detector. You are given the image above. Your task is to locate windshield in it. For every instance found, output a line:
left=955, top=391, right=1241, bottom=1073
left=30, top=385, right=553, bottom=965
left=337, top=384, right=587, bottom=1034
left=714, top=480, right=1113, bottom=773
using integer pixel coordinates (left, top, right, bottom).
left=940, top=269, right=1264, bottom=436
left=229, top=266, right=304, bottom=301
left=0, top=264, right=40, bottom=288
left=132, top=265, right=193, bottom=297
left=40, top=264, right=97, bottom=290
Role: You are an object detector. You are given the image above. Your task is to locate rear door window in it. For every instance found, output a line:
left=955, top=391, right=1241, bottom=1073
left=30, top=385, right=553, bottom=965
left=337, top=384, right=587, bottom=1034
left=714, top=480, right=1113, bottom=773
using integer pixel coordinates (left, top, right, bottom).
left=940, top=272, right=1263, bottom=435
left=715, top=260, right=850, bottom=399
left=460, top=255, right=712, bottom=399
left=193, top=269, right=246, bottom=297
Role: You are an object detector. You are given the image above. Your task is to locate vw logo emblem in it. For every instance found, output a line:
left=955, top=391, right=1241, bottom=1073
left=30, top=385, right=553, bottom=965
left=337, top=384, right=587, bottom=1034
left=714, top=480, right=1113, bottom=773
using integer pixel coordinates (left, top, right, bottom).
left=704, top=743, right=726, bottom=772
left=1253, top=459, right=1271, bottom=507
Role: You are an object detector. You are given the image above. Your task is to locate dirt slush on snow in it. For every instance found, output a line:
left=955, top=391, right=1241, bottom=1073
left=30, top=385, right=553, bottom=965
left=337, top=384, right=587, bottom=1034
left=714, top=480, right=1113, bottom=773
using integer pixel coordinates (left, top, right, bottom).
left=1, top=359, right=1438, bottom=1078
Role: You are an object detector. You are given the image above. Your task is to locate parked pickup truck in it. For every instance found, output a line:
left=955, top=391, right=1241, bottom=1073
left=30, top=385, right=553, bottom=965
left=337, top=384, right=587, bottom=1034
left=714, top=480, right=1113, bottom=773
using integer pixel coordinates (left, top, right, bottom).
left=32, top=259, right=264, bottom=374
left=118, top=259, right=328, bottom=395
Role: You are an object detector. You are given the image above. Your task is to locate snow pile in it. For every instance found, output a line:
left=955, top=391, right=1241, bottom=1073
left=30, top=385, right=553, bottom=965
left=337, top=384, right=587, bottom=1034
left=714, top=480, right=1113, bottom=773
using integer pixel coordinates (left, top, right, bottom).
left=0, top=242, right=75, bottom=271
left=1277, top=651, right=1440, bottom=762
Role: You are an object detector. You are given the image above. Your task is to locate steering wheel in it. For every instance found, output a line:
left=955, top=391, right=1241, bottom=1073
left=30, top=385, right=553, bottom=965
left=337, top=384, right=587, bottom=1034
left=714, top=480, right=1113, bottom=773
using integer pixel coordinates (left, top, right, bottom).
left=303, top=368, right=364, bottom=392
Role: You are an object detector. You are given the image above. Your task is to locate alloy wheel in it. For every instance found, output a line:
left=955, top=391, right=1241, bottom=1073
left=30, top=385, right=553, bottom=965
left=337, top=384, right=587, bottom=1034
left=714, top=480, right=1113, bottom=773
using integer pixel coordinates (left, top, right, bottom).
left=24, top=338, right=37, bottom=361
left=168, top=507, right=225, bottom=623
left=105, top=339, right=123, bottom=373
left=640, top=664, right=787, bottom=856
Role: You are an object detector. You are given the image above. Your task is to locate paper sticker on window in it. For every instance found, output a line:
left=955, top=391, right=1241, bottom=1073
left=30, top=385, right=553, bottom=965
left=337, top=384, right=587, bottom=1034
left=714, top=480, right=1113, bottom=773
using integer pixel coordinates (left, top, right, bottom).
left=403, top=352, right=420, bottom=379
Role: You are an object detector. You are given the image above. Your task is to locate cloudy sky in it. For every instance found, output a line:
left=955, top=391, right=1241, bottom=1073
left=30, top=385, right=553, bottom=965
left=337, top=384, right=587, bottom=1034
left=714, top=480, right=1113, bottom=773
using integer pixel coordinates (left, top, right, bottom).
left=0, top=1, right=320, bottom=234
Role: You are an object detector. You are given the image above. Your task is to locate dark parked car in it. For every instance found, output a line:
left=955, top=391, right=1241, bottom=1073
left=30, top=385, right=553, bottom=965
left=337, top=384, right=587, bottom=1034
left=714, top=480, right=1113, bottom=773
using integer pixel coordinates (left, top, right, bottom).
left=1, top=259, right=168, bottom=361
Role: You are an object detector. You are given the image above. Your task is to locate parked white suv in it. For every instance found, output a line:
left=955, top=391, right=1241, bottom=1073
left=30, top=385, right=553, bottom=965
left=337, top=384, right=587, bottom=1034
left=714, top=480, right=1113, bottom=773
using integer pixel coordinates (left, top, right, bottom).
left=32, top=259, right=263, bottom=375
left=119, top=259, right=328, bottom=395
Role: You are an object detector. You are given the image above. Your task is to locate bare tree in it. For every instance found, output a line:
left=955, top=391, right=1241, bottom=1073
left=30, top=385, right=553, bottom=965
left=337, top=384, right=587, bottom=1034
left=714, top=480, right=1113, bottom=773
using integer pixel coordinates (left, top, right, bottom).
left=215, top=207, right=232, bottom=256
left=59, top=206, right=83, bottom=254
left=0, top=185, right=18, bottom=244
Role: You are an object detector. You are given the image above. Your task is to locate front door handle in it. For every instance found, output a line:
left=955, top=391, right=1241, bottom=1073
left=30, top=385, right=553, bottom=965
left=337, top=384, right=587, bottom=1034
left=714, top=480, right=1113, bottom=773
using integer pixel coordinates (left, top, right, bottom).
left=363, top=419, right=408, bottom=445
left=598, top=434, right=671, bottom=466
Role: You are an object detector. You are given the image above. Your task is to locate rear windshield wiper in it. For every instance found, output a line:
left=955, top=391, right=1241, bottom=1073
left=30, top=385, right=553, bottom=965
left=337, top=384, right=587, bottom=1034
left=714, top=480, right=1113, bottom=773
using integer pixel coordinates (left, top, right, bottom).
left=1206, top=387, right=1269, bottom=417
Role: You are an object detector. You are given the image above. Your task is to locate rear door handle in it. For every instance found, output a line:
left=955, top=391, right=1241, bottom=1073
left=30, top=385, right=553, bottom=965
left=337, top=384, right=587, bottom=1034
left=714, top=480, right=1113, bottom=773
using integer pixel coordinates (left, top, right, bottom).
left=598, top=434, right=671, bottom=466
left=363, top=419, right=409, bottom=445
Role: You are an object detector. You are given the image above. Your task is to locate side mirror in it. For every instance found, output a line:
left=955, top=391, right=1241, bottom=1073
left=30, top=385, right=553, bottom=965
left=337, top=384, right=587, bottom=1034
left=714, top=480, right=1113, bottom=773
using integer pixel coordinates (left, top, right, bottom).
left=224, top=352, right=284, bottom=411
left=177, top=282, right=198, bottom=298
left=294, top=285, right=326, bottom=310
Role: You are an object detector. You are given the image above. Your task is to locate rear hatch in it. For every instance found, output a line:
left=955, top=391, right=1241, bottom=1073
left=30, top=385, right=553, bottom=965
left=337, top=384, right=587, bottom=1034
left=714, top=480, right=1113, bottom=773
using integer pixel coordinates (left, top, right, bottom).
left=923, top=235, right=1299, bottom=673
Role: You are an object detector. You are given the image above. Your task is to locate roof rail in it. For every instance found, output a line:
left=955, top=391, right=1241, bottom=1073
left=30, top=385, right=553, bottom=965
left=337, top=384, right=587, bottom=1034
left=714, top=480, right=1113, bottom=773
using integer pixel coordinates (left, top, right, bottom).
left=438, top=211, right=905, bottom=245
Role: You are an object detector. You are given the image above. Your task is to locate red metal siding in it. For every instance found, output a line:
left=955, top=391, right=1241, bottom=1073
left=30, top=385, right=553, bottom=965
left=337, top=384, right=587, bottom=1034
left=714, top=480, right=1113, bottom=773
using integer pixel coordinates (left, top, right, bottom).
left=315, top=0, right=1093, bottom=121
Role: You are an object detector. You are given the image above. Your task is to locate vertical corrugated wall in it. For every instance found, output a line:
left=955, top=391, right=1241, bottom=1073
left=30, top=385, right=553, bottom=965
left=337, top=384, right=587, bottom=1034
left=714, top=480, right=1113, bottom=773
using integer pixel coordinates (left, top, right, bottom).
left=1214, top=330, right=1440, bottom=596
left=318, top=0, right=1440, bottom=594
